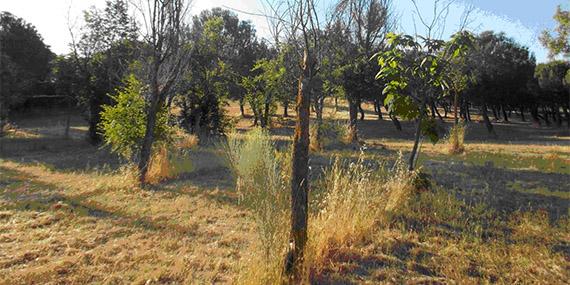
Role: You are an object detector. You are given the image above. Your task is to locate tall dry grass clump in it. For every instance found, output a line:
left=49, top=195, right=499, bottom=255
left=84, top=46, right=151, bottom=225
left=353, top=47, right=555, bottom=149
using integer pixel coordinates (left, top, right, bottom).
left=306, top=153, right=415, bottom=274
left=221, top=128, right=290, bottom=284
left=145, top=143, right=194, bottom=185
left=309, top=120, right=351, bottom=152
left=447, top=123, right=466, bottom=154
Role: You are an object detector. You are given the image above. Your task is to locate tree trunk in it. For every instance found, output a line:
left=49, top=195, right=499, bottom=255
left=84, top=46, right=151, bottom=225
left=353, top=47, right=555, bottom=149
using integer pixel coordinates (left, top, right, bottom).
left=453, top=92, right=459, bottom=125
left=543, top=107, right=551, bottom=126
left=481, top=104, right=495, bottom=136
left=348, top=95, right=358, bottom=143
left=87, top=94, right=103, bottom=145
left=519, top=106, right=525, bottom=122
left=409, top=98, right=426, bottom=171
left=502, top=106, right=509, bottom=122
left=389, top=112, right=402, bottom=131
left=287, top=53, right=312, bottom=280
left=0, top=99, right=6, bottom=138
left=138, top=62, right=161, bottom=186
left=315, top=96, right=324, bottom=149
left=375, top=99, right=383, bottom=120
left=358, top=100, right=365, bottom=121
left=492, top=106, right=499, bottom=121
left=531, top=106, right=540, bottom=126
left=239, top=99, right=245, bottom=117
left=334, top=97, right=338, bottom=111
left=283, top=101, right=289, bottom=117
left=554, top=107, right=562, bottom=127
left=563, top=108, right=570, bottom=128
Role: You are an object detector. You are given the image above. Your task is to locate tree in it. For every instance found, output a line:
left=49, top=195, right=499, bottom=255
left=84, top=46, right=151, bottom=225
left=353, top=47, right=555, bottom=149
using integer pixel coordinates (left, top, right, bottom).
left=465, top=31, right=536, bottom=132
left=132, top=0, right=192, bottom=186
left=540, top=5, right=570, bottom=59
left=0, top=12, right=53, bottom=135
left=177, top=16, right=232, bottom=136
left=100, top=74, right=171, bottom=160
left=334, top=0, right=394, bottom=142
left=70, top=0, right=138, bottom=143
left=267, top=0, right=324, bottom=280
left=535, top=61, right=570, bottom=127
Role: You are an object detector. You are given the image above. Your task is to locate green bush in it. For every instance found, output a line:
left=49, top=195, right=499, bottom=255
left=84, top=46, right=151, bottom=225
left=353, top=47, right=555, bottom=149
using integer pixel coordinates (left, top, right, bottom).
left=99, top=74, right=172, bottom=160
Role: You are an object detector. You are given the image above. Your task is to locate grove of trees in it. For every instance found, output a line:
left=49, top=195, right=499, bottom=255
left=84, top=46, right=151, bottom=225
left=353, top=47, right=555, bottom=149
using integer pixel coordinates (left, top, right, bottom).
left=1, top=0, right=568, bottom=280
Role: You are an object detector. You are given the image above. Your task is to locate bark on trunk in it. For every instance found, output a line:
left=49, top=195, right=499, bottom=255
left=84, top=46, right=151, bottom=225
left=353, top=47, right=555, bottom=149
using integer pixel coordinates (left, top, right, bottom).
left=348, top=95, right=359, bottom=143
left=519, top=107, right=525, bottom=122
left=409, top=98, right=426, bottom=171
left=389, top=112, right=402, bottom=131
left=287, top=53, right=312, bottom=280
left=138, top=62, right=161, bottom=186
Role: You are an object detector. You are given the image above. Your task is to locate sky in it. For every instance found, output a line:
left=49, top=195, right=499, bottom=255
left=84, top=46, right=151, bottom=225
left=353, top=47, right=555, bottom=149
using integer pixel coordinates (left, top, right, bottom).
left=0, top=0, right=567, bottom=62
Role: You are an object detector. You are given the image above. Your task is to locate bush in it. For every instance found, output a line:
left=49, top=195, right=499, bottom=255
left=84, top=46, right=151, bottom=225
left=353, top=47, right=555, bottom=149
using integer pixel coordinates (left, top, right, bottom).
left=99, top=74, right=172, bottom=161
left=221, top=128, right=290, bottom=284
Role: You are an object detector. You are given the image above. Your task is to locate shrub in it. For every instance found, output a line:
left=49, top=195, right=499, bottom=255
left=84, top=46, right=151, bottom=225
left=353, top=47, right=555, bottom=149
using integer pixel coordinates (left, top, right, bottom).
left=99, top=74, right=172, bottom=161
left=221, top=128, right=290, bottom=284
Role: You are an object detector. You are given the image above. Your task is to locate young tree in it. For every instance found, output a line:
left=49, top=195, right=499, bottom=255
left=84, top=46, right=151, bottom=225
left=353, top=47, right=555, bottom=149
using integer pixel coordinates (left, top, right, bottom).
left=266, top=0, right=324, bottom=280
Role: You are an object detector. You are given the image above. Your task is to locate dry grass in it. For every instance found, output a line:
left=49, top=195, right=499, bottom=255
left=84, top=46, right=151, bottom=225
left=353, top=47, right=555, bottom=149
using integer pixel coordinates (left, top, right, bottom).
left=306, top=153, right=415, bottom=276
left=2, top=103, right=569, bottom=284
left=221, top=128, right=290, bottom=284
left=447, top=123, right=466, bottom=154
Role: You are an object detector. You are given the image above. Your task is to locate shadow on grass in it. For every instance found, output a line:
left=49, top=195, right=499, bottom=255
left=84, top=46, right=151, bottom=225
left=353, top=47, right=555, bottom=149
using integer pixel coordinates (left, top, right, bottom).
left=0, top=166, right=198, bottom=236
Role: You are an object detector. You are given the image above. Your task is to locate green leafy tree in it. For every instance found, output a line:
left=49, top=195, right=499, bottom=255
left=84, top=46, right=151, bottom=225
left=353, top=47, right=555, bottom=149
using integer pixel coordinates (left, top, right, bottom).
left=0, top=12, right=53, bottom=134
left=70, top=0, right=138, bottom=144
left=540, top=5, right=570, bottom=59
left=376, top=32, right=468, bottom=170
left=100, top=75, right=171, bottom=161
left=535, top=61, right=570, bottom=127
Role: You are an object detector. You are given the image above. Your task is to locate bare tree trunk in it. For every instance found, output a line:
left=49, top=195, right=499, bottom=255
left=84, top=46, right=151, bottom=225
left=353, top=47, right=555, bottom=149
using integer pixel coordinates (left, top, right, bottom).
left=283, top=101, right=289, bottom=117
left=375, top=99, right=383, bottom=120
left=389, top=112, right=402, bottom=131
left=138, top=61, right=161, bottom=186
left=358, top=100, right=365, bottom=121
left=481, top=104, right=495, bottom=136
left=348, top=96, right=359, bottom=143
left=409, top=117, right=423, bottom=171
left=453, top=92, right=459, bottom=125
left=563, top=108, right=570, bottom=128
left=501, top=106, right=509, bottom=122
left=288, top=55, right=312, bottom=280
left=519, top=106, right=525, bottom=122
left=239, top=98, right=245, bottom=117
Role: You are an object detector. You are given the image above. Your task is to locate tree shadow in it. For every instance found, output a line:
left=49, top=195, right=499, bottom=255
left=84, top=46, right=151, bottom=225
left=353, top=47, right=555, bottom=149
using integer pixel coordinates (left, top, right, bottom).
left=0, top=166, right=198, bottom=236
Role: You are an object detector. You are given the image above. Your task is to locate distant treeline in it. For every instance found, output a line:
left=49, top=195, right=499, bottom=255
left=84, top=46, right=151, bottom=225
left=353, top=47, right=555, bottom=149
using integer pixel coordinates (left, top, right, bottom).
left=0, top=2, right=568, bottom=140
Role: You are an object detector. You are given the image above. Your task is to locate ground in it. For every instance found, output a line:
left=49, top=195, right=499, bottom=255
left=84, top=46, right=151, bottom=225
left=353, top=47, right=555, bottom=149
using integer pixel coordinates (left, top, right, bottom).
left=0, top=103, right=569, bottom=284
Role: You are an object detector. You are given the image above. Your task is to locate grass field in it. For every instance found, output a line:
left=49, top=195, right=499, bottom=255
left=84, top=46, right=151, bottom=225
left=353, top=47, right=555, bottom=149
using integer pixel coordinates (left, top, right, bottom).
left=1, top=103, right=569, bottom=284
